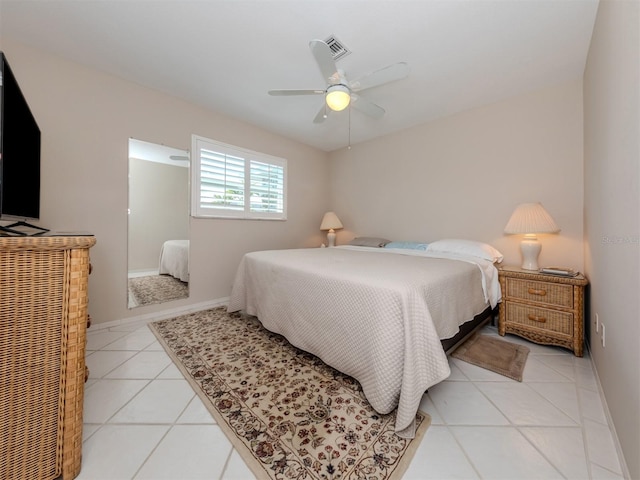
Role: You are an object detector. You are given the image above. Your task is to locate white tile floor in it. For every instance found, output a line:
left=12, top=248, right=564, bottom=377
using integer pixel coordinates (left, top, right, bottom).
left=81, top=320, right=625, bottom=480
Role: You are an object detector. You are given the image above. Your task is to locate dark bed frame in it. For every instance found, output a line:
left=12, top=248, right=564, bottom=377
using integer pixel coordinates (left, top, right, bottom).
left=441, top=306, right=498, bottom=355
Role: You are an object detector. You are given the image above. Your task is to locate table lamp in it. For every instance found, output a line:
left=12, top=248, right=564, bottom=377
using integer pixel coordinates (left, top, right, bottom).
left=320, top=211, right=343, bottom=247
left=504, top=202, right=560, bottom=270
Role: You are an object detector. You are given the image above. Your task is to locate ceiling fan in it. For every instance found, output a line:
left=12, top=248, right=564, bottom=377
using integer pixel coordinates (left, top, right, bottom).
left=268, top=40, right=409, bottom=124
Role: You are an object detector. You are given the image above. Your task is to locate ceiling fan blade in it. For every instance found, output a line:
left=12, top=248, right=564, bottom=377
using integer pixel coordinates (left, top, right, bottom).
left=313, top=105, right=329, bottom=124
left=351, top=95, right=385, bottom=119
left=269, top=89, right=325, bottom=96
left=349, top=62, right=409, bottom=92
left=309, top=40, right=340, bottom=84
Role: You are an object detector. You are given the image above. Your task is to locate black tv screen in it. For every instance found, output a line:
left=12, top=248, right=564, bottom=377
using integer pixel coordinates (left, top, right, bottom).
left=0, top=51, right=41, bottom=221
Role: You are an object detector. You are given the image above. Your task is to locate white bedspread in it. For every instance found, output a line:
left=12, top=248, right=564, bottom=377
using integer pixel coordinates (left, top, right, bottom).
left=227, top=246, right=500, bottom=438
left=159, top=240, right=189, bottom=282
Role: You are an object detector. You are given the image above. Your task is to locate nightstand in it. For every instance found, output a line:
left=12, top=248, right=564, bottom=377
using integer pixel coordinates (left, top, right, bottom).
left=498, top=265, right=588, bottom=356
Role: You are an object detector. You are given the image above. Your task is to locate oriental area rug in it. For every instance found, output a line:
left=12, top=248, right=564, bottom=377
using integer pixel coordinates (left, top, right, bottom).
left=128, top=274, right=188, bottom=307
left=149, top=307, right=430, bottom=480
left=451, top=333, right=530, bottom=382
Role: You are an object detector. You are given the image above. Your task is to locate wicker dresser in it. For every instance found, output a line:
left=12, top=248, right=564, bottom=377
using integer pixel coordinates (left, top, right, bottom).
left=0, top=235, right=96, bottom=480
left=498, top=265, right=588, bottom=356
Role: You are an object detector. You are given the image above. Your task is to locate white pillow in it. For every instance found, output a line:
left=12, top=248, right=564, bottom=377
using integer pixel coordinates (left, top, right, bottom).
left=427, top=239, right=504, bottom=263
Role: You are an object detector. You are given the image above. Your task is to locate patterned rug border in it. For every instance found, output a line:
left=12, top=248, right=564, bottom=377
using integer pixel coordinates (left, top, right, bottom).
left=148, top=308, right=431, bottom=480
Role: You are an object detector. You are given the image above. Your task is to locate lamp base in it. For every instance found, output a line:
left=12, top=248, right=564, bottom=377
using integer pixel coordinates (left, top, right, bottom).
left=327, top=229, right=336, bottom=247
left=520, top=236, right=541, bottom=270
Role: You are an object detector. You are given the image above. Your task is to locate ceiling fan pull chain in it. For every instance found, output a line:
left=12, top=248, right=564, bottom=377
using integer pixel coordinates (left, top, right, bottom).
left=348, top=106, right=352, bottom=150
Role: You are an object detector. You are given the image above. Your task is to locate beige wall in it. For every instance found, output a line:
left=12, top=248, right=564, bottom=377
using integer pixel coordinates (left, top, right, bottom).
left=584, top=0, right=639, bottom=478
left=128, top=158, right=189, bottom=272
left=0, top=39, right=330, bottom=326
left=329, top=80, right=585, bottom=271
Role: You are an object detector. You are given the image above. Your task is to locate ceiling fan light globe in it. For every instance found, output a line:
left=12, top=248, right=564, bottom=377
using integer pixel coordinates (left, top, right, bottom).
left=326, top=85, right=351, bottom=111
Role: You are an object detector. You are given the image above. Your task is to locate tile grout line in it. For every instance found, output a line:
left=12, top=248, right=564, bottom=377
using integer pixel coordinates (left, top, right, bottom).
left=453, top=343, right=588, bottom=478
left=129, top=364, right=200, bottom=480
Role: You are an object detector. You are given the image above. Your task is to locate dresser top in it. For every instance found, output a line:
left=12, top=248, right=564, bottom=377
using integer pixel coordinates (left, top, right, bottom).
left=498, top=265, right=588, bottom=285
left=0, top=235, right=96, bottom=250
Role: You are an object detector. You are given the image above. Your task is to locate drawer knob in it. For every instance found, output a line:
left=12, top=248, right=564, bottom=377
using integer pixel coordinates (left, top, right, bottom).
left=528, top=313, right=547, bottom=323
left=528, top=288, right=547, bottom=296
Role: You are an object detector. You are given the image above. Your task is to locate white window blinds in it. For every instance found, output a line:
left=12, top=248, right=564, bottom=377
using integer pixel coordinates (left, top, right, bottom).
left=249, top=160, right=285, bottom=213
left=200, top=148, right=245, bottom=211
left=192, top=135, right=287, bottom=219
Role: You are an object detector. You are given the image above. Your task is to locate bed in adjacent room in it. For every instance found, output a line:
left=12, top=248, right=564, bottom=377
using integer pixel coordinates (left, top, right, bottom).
left=227, top=239, right=502, bottom=438
left=158, top=239, right=189, bottom=282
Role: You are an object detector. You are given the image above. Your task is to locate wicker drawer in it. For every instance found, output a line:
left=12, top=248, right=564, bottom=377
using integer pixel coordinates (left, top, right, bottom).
left=499, top=266, right=587, bottom=356
left=505, top=303, right=573, bottom=335
left=505, top=277, right=573, bottom=308
left=0, top=236, right=95, bottom=480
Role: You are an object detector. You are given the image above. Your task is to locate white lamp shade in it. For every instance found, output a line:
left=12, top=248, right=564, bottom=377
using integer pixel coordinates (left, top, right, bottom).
left=325, top=85, right=351, bottom=112
left=320, top=211, right=343, bottom=231
left=504, top=203, right=560, bottom=234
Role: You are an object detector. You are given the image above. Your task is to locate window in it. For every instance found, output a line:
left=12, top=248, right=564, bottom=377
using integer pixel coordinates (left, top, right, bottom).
left=191, top=135, right=287, bottom=220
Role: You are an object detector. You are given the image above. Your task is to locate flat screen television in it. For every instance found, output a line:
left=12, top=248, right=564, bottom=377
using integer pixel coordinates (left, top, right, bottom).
left=0, top=51, right=46, bottom=235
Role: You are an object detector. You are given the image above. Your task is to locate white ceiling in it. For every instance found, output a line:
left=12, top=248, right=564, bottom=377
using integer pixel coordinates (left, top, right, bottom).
left=0, top=0, right=599, bottom=152
left=129, top=138, right=189, bottom=167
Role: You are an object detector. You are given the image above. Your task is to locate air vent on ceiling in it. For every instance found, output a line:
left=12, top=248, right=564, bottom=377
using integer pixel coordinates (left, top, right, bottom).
left=324, top=35, right=351, bottom=61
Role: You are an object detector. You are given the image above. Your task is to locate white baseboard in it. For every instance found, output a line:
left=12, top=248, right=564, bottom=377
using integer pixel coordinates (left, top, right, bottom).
left=89, top=297, right=229, bottom=332
left=585, top=343, right=630, bottom=479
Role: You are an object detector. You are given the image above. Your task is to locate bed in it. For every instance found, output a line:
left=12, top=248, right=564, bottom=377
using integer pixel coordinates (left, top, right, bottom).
left=158, top=239, right=189, bottom=282
left=227, top=240, right=502, bottom=438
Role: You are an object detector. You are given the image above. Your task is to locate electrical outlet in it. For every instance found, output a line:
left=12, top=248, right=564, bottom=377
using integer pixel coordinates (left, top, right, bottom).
left=601, top=323, right=606, bottom=347
left=595, top=313, right=599, bottom=333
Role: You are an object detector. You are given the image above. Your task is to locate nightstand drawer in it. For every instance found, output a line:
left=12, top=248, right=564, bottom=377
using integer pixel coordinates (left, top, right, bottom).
left=505, top=303, right=573, bottom=335
left=499, top=266, right=587, bottom=356
left=505, top=278, right=574, bottom=308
